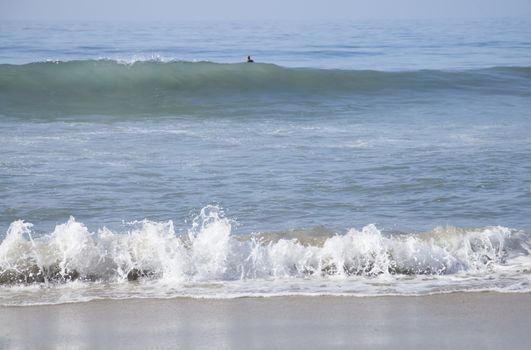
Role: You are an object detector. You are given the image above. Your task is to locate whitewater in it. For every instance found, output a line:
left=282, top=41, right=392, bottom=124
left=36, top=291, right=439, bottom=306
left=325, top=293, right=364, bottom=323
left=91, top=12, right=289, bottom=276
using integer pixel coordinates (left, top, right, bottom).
left=1, top=206, right=529, bottom=305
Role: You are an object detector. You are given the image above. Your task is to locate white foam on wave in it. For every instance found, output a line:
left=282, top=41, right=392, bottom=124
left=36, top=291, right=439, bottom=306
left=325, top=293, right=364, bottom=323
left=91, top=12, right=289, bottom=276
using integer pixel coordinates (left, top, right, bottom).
left=1, top=205, right=530, bottom=305
left=110, top=55, right=175, bottom=65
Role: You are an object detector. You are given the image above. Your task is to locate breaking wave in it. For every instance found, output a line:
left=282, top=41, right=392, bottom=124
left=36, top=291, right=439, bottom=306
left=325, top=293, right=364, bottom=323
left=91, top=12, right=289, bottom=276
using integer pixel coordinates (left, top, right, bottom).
left=1, top=206, right=529, bottom=305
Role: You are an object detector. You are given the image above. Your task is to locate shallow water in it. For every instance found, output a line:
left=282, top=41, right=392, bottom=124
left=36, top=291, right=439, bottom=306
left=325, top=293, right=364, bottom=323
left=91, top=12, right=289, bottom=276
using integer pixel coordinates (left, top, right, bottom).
left=1, top=20, right=530, bottom=305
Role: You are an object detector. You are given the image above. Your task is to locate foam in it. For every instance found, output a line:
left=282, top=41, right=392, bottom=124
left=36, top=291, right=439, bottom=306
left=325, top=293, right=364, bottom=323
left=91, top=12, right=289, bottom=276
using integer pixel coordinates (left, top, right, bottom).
left=1, top=206, right=529, bottom=303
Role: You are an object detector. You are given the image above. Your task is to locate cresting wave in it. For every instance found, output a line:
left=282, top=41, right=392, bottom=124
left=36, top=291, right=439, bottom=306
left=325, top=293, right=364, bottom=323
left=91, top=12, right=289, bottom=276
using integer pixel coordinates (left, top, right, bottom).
left=1, top=60, right=530, bottom=116
left=1, top=206, right=529, bottom=296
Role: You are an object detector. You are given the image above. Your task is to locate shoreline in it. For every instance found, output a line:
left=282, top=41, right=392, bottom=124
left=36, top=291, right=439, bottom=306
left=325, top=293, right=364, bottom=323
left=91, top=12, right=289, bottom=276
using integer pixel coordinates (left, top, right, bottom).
left=1, top=292, right=530, bottom=349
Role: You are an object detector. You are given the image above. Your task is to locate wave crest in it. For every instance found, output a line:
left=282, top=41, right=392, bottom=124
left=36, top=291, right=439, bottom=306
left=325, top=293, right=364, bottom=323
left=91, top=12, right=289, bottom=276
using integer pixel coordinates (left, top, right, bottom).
left=1, top=206, right=528, bottom=286
left=1, top=60, right=530, bottom=116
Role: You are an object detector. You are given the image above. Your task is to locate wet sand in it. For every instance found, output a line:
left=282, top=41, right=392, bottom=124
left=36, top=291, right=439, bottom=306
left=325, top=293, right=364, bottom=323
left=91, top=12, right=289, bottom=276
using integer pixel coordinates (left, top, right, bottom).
left=1, top=292, right=530, bottom=350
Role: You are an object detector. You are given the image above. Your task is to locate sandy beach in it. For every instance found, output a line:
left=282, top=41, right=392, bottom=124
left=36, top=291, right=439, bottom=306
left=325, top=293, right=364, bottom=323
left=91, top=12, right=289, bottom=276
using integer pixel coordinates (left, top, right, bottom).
left=1, top=292, right=529, bottom=350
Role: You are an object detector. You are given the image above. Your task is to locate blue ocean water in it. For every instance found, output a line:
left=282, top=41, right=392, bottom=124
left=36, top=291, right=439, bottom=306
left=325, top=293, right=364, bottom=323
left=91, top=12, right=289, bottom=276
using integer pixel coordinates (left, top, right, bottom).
left=0, top=19, right=530, bottom=304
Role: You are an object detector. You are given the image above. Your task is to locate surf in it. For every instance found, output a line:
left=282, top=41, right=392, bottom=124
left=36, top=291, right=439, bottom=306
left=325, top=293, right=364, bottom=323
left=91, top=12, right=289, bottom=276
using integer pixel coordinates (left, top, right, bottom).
left=1, top=206, right=529, bottom=284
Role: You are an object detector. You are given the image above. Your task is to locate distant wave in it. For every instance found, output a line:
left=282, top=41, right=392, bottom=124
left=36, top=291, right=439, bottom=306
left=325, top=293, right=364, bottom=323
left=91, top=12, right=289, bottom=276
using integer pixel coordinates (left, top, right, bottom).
left=1, top=60, right=530, bottom=117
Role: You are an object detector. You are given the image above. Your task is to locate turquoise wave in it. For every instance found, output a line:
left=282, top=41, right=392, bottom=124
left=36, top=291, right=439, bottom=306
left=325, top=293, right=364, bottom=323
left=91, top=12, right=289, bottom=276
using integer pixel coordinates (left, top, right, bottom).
left=1, top=60, right=530, bottom=116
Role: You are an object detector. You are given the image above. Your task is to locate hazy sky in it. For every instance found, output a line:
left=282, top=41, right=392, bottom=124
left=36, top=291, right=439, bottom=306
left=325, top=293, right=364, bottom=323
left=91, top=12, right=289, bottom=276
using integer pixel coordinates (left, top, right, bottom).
left=1, top=0, right=530, bottom=21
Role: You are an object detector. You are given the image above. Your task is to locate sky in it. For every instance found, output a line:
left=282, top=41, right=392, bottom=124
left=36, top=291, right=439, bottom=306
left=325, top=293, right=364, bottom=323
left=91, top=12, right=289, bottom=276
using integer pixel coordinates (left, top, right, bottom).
left=1, top=0, right=530, bottom=21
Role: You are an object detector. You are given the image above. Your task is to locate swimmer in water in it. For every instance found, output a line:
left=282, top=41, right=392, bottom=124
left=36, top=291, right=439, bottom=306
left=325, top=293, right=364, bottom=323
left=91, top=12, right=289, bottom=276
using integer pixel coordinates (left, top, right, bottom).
left=246, top=56, right=254, bottom=63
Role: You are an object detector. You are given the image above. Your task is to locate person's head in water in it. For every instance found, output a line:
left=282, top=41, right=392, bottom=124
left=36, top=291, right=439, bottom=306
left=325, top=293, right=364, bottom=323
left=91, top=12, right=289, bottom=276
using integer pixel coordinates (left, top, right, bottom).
left=247, top=56, right=254, bottom=63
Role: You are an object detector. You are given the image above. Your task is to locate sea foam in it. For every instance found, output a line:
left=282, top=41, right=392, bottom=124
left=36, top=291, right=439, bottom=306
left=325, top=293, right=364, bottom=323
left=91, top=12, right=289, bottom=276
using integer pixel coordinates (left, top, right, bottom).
left=1, top=206, right=529, bottom=290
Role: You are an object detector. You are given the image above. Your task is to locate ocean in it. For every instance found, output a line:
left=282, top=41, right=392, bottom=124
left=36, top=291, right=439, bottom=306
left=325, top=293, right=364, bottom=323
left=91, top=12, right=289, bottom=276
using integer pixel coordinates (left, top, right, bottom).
left=0, top=19, right=530, bottom=306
